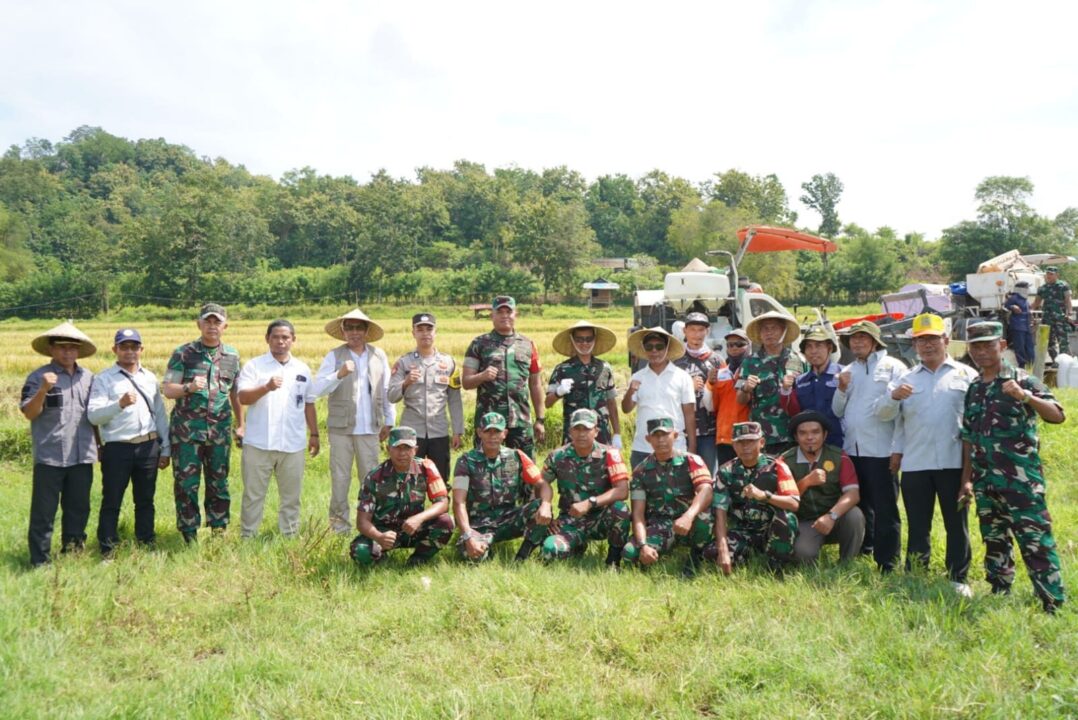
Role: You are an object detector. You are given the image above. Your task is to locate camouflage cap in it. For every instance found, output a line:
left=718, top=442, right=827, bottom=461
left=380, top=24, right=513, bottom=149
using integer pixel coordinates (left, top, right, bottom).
left=199, top=303, right=227, bottom=321
left=492, top=295, right=516, bottom=310
left=911, top=313, right=946, bottom=337
left=1046, top=266, right=1060, bottom=273
left=389, top=426, right=418, bottom=447
left=479, top=412, right=507, bottom=431
left=646, top=415, right=677, bottom=435
left=839, top=320, right=885, bottom=349
left=967, top=321, right=1004, bottom=343
left=684, top=312, right=710, bottom=327
left=732, top=422, right=763, bottom=441
left=802, top=325, right=837, bottom=350
left=569, top=408, right=598, bottom=428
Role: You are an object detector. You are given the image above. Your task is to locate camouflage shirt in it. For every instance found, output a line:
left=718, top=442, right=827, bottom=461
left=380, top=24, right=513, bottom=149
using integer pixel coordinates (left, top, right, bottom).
left=163, top=340, right=240, bottom=445
left=1036, top=280, right=1071, bottom=321
left=452, top=446, right=541, bottom=526
left=541, top=442, right=628, bottom=513
left=736, top=347, right=808, bottom=446
left=629, top=451, right=711, bottom=522
left=548, top=357, right=617, bottom=444
left=675, top=349, right=723, bottom=437
left=714, top=454, right=799, bottom=534
left=464, top=331, right=540, bottom=429
left=357, top=458, right=448, bottom=527
left=961, top=361, right=1062, bottom=481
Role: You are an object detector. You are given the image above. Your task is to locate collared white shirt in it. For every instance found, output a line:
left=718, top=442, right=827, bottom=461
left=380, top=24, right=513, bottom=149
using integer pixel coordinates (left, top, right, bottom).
left=87, top=364, right=170, bottom=454
left=630, top=362, right=696, bottom=453
left=877, top=356, right=978, bottom=472
left=831, top=349, right=907, bottom=458
left=237, top=352, right=315, bottom=453
left=313, top=347, right=395, bottom=435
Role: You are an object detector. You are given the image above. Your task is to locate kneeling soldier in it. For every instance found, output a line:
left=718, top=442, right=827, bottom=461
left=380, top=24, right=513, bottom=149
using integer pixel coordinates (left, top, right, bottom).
left=453, top=412, right=549, bottom=561
left=622, top=415, right=714, bottom=576
left=532, top=408, right=631, bottom=565
left=708, top=421, right=800, bottom=573
left=350, top=427, right=455, bottom=567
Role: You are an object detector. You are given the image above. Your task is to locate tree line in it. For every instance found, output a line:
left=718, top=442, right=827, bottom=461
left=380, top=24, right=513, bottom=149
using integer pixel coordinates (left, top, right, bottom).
left=0, top=126, right=1074, bottom=317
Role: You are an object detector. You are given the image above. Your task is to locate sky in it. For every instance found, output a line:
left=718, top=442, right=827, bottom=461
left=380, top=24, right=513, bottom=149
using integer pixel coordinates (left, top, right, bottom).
left=1, top=0, right=1076, bottom=239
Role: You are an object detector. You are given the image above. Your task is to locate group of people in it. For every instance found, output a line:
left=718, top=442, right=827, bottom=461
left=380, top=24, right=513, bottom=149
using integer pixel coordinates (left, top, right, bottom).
left=19, top=295, right=1066, bottom=612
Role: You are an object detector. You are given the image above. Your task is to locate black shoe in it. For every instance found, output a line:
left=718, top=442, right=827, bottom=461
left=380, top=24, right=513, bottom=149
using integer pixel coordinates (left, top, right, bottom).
left=990, top=583, right=1012, bottom=596
left=681, top=548, right=704, bottom=578
left=605, top=544, right=623, bottom=568
left=1042, top=599, right=1062, bottom=615
left=514, top=540, right=537, bottom=562
left=407, top=552, right=434, bottom=567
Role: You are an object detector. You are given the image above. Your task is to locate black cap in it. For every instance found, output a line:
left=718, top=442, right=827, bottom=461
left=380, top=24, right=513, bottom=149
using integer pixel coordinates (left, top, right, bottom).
left=789, top=410, right=831, bottom=439
left=412, top=313, right=436, bottom=327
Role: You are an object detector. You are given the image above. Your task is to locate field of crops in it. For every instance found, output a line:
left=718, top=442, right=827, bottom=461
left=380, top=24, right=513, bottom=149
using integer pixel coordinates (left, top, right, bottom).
left=1, top=304, right=1075, bottom=718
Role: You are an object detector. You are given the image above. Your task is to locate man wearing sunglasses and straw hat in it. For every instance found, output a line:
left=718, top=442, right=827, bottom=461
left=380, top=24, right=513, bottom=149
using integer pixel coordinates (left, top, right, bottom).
left=312, top=308, right=395, bottom=535
left=20, top=321, right=98, bottom=566
left=621, top=327, right=696, bottom=470
left=736, top=311, right=808, bottom=455
left=546, top=320, right=621, bottom=449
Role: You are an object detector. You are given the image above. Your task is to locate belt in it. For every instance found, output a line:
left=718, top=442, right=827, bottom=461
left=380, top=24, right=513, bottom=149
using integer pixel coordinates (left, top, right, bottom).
left=125, top=432, right=159, bottom=444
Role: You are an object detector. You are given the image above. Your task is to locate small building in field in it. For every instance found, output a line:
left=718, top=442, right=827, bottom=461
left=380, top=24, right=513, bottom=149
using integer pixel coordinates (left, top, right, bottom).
left=583, top=277, right=620, bottom=309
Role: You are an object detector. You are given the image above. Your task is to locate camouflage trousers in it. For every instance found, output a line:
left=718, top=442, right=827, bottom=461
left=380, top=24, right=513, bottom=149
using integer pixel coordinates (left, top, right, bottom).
left=705, top=509, right=799, bottom=567
left=350, top=514, right=456, bottom=566
left=173, top=441, right=230, bottom=535
left=534, top=501, right=631, bottom=560
left=1046, top=317, right=1072, bottom=359
left=461, top=498, right=543, bottom=561
left=974, top=474, right=1065, bottom=608
left=622, top=513, right=714, bottom=563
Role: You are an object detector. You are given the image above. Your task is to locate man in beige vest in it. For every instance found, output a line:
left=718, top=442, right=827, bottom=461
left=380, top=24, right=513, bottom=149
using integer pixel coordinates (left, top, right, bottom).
left=312, top=309, right=395, bottom=534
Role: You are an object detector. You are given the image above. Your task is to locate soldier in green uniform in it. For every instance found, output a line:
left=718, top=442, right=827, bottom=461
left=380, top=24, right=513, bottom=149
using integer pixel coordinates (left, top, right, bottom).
left=546, top=321, right=621, bottom=448
left=350, top=427, right=455, bottom=567
left=452, top=412, right=551, bottom=562
left=707, top=421, right=800, bottom=573
left=1032, top=266, right=1073, bottom=359
left=622, top=416, right=714, bottom=576
left=736, top=311, right=808, bottom=454
left=959, top=321, right=1066, bottom=612
left=162, top=303, right=243, bottom=542
left=462, top=296, right=545, bottom=464
left=532, top=408, right=630, bottom=565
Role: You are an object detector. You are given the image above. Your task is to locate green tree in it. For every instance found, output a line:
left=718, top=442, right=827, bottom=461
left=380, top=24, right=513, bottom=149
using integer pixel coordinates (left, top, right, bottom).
left=800, top=173, right=844, bottom=238
left=708, top=169, right=796, bottom=225
left=509, top=194, right=599, bottom=301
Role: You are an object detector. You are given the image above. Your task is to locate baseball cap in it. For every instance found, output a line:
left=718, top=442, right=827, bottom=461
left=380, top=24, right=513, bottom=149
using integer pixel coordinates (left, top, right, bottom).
left=569, top=408, right=598, bottom=428
left=412, top=313, right=436, bottom=327
left=911, top=313, right=946, bottom=337
left=479, top=412, right=507, bottom=431
left=389, top=427, right=418, bottom=447
left=732, top=422, right=763, bottom=441
left=967, top=321, right=1003, bottom=343
left=199, top=303, right=227, bottom=321
left=724, top=329, right=749, bottom=342
left=492, top=296, right=516, bottom=310
left=646, top=416, right=676, bottom=435
left=114, top=328, right=143, bottom=345
left=684, top=312, right=710, bottom=327
left=1046, top=266, right=1060, bottom=273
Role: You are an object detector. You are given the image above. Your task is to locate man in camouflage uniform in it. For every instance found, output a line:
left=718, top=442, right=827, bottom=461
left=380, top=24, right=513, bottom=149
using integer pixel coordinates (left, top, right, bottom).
left=532, top=408, right=630, bottom=565
left=452, top=412, right=550, bottom=562
left=736, top=312, right=808, bottom=454
left=350, top=427, right=455, bottom=567
left=960, top=321, right=1066, bottom=612
left=706, top=421, right=800, bottom=573
left=162, top=303, right=243, bottom=542
left=546, top=321, right=621, bottom=448
left=462, top=296, right=545, bottom=462
left=674, top=312, right=723, bottom=472
left=622, top=416, right=714, bottom=576
left=1032, top=266, right=1073, bottom=360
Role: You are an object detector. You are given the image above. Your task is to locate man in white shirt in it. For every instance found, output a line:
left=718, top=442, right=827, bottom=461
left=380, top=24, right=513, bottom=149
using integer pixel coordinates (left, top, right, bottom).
left=621, top=327, right=696, bottom=470
left=237, top=320, right=319, bottom=538
left=88, top=328, right=170, bottom=556
left=832, top=320, right=907, bottom=572
left=877, top=313, right=977, bottom=597
left=311, top=309, right=395, bottom=534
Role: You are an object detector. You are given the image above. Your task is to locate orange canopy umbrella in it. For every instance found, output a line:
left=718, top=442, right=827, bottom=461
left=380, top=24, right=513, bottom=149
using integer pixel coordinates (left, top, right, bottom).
left=736, top=226, right=838, bottom=254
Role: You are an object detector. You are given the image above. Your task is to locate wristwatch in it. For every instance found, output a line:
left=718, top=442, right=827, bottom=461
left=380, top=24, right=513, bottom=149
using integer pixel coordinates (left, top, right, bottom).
left=828, top=511, right=840, bottom=522
left=588, top=496, right=598, bottom=509
left=459, top=531, right=474, bottom=543
left=182, top=382, right=192, bottom=395
left=764, top=490, right=773, bottom=501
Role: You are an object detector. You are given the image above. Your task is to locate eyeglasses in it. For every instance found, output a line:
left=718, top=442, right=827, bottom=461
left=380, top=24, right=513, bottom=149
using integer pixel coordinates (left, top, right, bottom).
left=643, top=342, right=667, bottom=352
left=727, top=341, right=748, bottom=348
left=572, top=335, right=595, bottom=344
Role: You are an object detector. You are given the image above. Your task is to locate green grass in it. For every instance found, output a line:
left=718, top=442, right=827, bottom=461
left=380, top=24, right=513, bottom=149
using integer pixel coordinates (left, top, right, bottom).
left=1, top=310, right=1077, bottom=718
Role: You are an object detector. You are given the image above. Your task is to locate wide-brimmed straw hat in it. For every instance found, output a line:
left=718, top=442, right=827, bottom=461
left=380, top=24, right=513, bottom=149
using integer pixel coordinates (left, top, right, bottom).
left=324, top=309, right=385, bottom=342
left=31, top=321, right=97, bottom=359
left=839, top=320, right=885, bottom=350
left=552, top=321, right=617, bottom=357
left=744, top=311, right=800, bottom=347
left=627, top=326, right=685, bottom=361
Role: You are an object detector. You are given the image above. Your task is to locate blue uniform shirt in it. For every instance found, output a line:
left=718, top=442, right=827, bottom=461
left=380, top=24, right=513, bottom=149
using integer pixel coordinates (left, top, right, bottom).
left=792, top=361, right=845, bottom=449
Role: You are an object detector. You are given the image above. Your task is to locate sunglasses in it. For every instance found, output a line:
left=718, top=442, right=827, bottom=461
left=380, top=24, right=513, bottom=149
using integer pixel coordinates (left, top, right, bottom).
left=572, top=335, right=596, bottom=343
left=643, top=342, right=667, bottom=352
left=342, top=324, right=367, bottom=332
left=727, top=341, right=748, bottom=348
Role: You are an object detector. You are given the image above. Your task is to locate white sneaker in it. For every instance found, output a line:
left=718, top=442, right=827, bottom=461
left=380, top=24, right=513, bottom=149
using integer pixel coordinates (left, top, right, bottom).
left=952, top=582, right=973, bottom=598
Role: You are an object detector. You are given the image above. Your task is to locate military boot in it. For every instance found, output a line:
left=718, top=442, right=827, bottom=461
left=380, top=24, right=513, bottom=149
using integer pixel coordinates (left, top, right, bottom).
left=604, top=544, right=623, bottom=568
left=514, top=539, right=538, bottom=562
